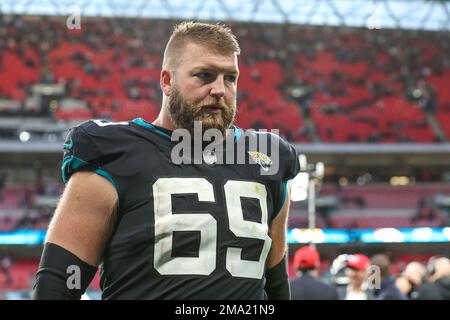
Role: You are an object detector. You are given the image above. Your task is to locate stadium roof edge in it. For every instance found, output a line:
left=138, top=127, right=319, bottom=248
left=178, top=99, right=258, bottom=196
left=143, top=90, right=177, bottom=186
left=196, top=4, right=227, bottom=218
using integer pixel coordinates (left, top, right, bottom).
left=1, top=0, right=449, bottom=32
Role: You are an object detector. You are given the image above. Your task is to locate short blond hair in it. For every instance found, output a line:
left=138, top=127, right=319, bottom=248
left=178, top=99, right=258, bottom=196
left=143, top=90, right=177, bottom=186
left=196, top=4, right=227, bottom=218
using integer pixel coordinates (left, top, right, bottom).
left=162, top=21, right=241, bottom=69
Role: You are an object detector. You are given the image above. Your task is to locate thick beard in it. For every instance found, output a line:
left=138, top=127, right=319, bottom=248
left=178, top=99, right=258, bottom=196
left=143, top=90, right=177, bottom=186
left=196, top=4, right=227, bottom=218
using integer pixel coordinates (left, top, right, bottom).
left=168, top=86, right=236, bottom=136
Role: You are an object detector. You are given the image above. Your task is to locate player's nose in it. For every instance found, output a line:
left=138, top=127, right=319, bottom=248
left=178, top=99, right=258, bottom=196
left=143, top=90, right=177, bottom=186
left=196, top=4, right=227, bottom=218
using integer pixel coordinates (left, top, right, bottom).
left=209, top=76, right=225, bottom=99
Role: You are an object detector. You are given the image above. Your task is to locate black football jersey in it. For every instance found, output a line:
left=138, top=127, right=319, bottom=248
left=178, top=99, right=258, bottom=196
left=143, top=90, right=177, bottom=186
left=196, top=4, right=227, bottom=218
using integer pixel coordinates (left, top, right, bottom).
left=61, top=118, right=300, bottom=300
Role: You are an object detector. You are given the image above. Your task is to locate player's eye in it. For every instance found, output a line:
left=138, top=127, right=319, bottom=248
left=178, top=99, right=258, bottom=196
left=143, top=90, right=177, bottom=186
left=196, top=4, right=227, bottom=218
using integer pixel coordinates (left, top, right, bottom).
left=225, top=75, right=237, bottom=83
left=195, top=72, right=215, bottom=82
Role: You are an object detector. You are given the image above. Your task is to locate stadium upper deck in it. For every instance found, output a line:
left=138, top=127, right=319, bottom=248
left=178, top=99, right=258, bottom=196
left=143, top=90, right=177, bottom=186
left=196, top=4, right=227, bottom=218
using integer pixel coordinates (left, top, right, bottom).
left=0, top=16, right=449, bottom=144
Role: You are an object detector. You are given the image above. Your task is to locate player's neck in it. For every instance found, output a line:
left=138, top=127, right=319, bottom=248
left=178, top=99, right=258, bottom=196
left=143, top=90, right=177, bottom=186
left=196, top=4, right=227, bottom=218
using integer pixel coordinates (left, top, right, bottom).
left=152, top=111, right=176, bottom=132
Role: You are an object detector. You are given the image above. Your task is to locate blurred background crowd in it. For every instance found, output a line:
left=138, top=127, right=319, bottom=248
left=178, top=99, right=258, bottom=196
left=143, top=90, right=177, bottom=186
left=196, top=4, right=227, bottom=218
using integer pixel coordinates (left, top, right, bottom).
left=289, top=246, right=450, bottom=300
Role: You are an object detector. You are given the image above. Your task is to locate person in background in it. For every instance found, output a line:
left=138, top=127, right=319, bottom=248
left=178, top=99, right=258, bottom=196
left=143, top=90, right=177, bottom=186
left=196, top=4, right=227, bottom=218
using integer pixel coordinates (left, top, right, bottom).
left=339, top=253, right=371, bottom=300
left=370, top=254, right=406, bottom=300
left=290, top=246, right=338, bottom=300
left=415, top=256, right=450, bottom=300
left=395, top=261, right=427, bottom=299
left=0, top=256, right=13, bottom=287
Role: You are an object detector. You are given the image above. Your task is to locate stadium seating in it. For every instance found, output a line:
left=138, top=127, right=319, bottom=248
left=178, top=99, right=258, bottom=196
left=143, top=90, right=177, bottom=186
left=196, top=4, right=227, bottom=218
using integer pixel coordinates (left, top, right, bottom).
left=0, top=17, right=449, bottom=142
left=288, top=183, right=450, bottom=229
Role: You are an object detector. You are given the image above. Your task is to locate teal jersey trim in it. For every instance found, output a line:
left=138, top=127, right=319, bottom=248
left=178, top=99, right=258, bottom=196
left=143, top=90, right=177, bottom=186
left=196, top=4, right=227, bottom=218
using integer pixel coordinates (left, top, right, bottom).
left=61, top=155, right=120, bottom=208
left=132, top=118, right=172, bottom=139
left=61, top=155, right=89, bottom=183
left=281, top=180, right=288, bottom=207
left=275, top=180, right=288, bottom=217
left=94, top=169, right=118, bottom=192
left=63, top=139, right=73, bottom=151
left=233, top=125, right=243, bottom=143
left=133, top=118, right=242, bottom=142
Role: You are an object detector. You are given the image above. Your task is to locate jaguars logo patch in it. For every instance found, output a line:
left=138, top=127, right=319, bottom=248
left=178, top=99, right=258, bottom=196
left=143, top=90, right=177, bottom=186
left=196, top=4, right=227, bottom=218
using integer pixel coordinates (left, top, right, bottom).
left=248, top=151, right=272, bottom=171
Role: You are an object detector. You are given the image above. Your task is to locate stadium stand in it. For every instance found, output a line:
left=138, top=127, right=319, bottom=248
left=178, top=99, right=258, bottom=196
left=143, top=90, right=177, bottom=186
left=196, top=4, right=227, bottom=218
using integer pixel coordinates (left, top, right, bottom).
left=0, top=16, right=449, bottom=142
left=289, top=183, right=450, bottom=229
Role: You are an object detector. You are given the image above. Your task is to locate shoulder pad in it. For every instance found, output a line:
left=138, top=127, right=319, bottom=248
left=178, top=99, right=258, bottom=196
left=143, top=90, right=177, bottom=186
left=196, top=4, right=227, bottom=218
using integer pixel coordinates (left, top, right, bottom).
left=61, top=119, right=131, bottom=183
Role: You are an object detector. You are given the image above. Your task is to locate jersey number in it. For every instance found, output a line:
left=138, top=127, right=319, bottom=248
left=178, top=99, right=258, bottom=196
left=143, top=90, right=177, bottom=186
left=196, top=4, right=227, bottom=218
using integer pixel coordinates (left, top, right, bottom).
left=152, top=178, right=272, bottom=279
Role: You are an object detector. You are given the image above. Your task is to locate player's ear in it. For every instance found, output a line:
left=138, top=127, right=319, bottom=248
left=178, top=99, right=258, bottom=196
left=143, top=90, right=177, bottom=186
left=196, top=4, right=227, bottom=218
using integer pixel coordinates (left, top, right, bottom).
left=160, top=69, right=172, bottom=96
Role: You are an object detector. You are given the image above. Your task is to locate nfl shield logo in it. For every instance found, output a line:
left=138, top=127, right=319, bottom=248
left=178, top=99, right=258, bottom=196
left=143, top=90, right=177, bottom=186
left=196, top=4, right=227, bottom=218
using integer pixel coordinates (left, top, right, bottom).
left=203, top=148, right=217, bottom=165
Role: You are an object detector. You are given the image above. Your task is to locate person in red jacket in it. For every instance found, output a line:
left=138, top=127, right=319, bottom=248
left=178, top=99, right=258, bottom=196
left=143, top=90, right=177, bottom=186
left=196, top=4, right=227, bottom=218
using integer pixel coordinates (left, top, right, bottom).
left=290, top=246, right=338, bottom=300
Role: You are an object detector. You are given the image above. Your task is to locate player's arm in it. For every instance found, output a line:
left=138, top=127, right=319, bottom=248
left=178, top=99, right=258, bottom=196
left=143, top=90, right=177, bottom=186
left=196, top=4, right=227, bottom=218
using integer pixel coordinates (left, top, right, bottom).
left=32, top=171, right=117, bottom=300
left=264, top=189, right=290, bottom=300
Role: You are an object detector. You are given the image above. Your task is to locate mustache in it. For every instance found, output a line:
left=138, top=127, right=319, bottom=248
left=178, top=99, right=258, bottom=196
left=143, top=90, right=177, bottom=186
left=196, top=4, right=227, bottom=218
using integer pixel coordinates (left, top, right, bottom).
left=200, top=101, right=226, bottom=108
left=193, top=102, right=228, bottom=114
